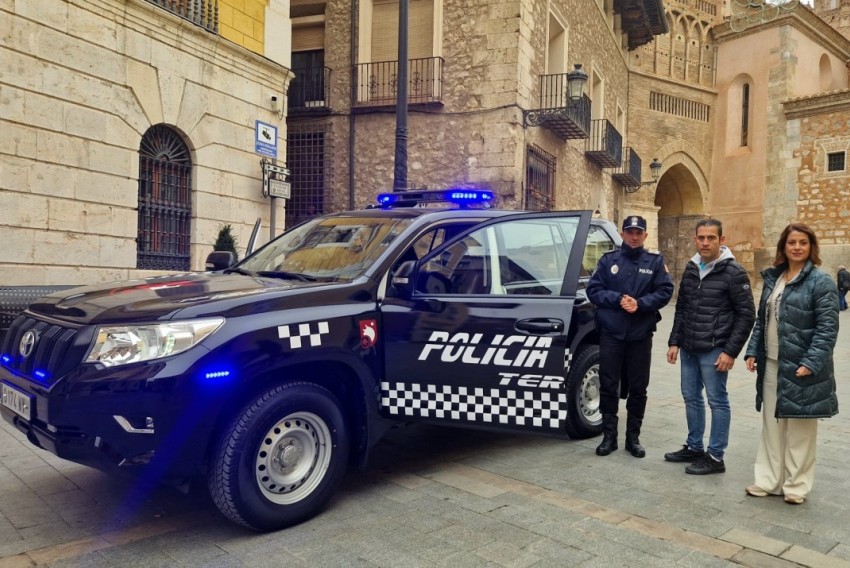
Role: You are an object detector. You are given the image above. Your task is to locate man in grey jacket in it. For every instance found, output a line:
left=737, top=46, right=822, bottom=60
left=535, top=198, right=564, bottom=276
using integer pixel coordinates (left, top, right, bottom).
left=665, top=219, right=756, bottom=475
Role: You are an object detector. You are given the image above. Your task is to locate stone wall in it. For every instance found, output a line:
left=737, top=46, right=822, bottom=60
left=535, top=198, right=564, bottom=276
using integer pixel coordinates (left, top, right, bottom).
left=787, top=90, right=850, bottom=271
left=0, top=0, right=291, bottom=286
left=317, top=0, right=633, bottom=214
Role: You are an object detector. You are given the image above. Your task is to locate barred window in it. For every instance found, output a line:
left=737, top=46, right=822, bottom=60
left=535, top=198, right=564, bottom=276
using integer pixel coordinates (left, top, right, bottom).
left=525, top=145, right=556, bottom=211
left=137, top=125, right=192, bottom=271
left=827, top=151, right=846, bottom=172
left=286, top=123, right=334, bottom=227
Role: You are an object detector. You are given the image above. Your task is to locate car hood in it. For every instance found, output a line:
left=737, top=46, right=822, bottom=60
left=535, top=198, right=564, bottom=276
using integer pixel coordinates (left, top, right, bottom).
left=26, top=272, right=315, bottom=325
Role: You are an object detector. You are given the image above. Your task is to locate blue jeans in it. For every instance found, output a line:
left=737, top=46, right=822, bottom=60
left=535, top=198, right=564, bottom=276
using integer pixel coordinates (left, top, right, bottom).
left=680, top=347, right=731, bottom=460
left=840, top=290, right=847, bottom=311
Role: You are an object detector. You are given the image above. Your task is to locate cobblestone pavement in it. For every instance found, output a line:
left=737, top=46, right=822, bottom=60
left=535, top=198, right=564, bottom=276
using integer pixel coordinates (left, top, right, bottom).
left=2, top=306, right=850, bottom=567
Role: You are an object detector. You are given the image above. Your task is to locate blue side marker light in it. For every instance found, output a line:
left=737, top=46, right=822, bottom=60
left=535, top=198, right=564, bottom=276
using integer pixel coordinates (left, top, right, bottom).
left=34, top=370, right=48, bottom=381
left=204, top=370, right=231, bottom=380
left=0, top=354, right=10, bottom=365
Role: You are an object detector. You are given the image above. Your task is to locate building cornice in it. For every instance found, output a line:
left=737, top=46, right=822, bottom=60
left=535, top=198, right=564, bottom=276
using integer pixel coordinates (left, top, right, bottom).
left=784, top=88, right=850, bottom=119
left=712, top=3, right=850, bottom=59
left=629, top=69, right=719, bottom=96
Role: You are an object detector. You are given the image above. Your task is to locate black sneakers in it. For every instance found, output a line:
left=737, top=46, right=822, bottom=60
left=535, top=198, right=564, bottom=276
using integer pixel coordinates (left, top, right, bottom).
left=663, top=445, right=705, bottom=463
left=685, top=455, right=726, bottom=475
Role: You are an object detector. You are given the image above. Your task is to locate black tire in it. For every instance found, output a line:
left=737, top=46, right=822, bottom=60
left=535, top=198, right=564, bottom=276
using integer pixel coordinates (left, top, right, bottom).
left=208, top=382, right=349, bottom=531
left=564, top=345, right=602, bottom=439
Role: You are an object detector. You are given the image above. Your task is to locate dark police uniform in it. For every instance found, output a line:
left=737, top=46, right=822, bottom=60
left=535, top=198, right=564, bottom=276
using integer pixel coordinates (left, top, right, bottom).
left=586, top=216, right=674, bottom=457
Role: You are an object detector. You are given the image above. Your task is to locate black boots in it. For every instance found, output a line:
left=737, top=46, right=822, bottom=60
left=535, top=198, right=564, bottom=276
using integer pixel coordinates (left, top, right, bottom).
left=625, top=438, right=646, bottom=458
left=597, top=415, right=645, bottom=457
left=625, top=415, right=645, bottom=458
left=596, top=415, right=618, bottom=456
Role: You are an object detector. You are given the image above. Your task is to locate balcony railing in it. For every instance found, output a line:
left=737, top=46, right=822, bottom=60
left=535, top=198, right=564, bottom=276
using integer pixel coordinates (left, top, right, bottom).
left=145, top=0, right=218, bottom=33
left=289, top=66, right=331, bottom=113
left=525, top=73, right=591, bottom=140
left=585, top=119, right=623, bottom=168
left=612, top=147, right=642, bottom=189
left=355, top=57, right=443, bottom=107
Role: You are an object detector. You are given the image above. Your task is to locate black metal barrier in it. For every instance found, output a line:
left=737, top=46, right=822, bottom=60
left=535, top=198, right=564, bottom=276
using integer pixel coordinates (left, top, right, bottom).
left=0, top=286, right=76, bottom=346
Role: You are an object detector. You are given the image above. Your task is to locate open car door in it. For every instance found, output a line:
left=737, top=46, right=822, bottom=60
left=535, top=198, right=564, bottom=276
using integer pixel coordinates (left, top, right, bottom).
left=381, top=211, right=592, bottom=435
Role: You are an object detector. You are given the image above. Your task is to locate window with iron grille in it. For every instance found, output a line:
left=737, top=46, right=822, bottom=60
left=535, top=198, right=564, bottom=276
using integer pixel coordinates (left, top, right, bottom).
left=137, top=125, right=192, bottom=271
left=827, top=151, right=846, bottom=172
left=286, top=122, right=334, bottom=227
left=525, top=145, right=556, bottom=211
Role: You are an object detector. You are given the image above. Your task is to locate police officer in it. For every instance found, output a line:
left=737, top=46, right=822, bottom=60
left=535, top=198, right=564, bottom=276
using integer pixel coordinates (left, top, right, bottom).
left=587, top=215, right=674, bottom=458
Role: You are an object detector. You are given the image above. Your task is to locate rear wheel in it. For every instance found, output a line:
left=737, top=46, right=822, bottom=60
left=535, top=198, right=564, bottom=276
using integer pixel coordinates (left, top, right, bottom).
left=564, top=345, right=602, bottom=439
left=208, top=382, right=349, bottom=531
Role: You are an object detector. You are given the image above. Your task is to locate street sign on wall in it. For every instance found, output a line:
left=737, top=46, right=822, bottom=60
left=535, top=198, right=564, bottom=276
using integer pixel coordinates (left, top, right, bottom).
left=255, top=121, right=277, bottom=158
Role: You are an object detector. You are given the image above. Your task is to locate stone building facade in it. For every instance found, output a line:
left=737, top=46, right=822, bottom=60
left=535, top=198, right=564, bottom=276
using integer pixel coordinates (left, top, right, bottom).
left=0, top=0, right=292, bottom=286
left=286, top=0, right=667, bottom=240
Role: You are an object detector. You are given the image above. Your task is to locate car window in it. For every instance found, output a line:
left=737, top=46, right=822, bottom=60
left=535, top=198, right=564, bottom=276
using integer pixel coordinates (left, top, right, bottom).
left=416, top=217, right=579, bottom=296
left=583, top=224, right=617, bottom=276
left=243, top=216, right=412, bottom=282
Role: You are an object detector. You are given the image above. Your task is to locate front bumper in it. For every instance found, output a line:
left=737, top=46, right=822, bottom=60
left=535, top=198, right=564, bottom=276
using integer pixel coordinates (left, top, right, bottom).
left=0, top=361, right=222, bottom=480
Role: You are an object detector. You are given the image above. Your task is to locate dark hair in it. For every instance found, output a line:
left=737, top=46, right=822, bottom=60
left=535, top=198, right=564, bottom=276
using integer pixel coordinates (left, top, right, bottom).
left=773, top=223, right=821, bottom=266
left=695, top=218, right=723, bottom=237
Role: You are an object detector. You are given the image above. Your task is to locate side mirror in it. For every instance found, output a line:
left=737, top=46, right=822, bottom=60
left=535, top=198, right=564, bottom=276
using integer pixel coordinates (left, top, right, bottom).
left=206, top=251, right=237, bottom=271
left=391, top=260, right=416, bottom=296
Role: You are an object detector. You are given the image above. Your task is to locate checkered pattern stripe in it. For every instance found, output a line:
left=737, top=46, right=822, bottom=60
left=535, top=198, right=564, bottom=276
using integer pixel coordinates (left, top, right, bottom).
left=564, top=348, right=572, bottom=374
left=380, top=382, right=567, bottom=429
left=277, top=321, right=329, bottom=349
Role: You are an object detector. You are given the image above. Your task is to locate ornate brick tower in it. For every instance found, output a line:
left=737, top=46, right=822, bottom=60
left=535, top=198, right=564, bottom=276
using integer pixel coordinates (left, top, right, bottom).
left=814, top=0, right=850, bottom=40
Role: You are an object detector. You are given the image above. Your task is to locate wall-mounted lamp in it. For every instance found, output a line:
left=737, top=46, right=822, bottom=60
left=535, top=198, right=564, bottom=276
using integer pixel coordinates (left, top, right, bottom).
left=625, top=158, right=662, bottom=193
left=566, top=64, right=588, bottom=103
left=270, top=94, right=283, bottom=119
left=524, top=63, right=588, bottom=128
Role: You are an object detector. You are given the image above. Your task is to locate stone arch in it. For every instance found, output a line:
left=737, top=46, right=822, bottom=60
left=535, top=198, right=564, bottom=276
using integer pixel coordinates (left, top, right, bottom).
left=653, top=146, right=708, bottom=292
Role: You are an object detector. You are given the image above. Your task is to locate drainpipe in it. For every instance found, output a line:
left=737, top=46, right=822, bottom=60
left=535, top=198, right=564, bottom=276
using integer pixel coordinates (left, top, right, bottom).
left=349, top=0, right=358, bottom=209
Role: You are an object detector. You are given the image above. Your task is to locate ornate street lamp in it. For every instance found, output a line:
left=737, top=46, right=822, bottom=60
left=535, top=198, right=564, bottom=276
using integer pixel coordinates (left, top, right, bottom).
left=566, top=64, right=588, bottom=103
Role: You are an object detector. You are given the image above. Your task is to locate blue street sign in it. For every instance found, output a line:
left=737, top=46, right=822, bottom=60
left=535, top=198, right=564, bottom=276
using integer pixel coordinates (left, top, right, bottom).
left=255, top=120, right=277, bottom=158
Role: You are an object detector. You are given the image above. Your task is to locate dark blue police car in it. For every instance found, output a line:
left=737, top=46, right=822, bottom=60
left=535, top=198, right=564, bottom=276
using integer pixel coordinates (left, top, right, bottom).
left=0, top=189, right=620, bottom=531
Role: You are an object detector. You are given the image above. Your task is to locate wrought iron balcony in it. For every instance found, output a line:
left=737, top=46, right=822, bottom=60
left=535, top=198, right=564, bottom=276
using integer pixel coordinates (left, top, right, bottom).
left=145, top=0, right=218, bottom=33
left=289, top=66, right=331, bottom=114
left=585, top=119, right=623, bottom=168
left=525, top=73, right=591, bottom=140
left=612, top=147, right=642, bottom=189
left=355, top=57, right=443, bottom=107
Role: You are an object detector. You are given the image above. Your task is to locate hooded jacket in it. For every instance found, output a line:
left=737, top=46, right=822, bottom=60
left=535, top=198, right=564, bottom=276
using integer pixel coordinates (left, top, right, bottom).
left=745, top=261, right=839, bottom=418
left=668, top=247, right=755, bottom=356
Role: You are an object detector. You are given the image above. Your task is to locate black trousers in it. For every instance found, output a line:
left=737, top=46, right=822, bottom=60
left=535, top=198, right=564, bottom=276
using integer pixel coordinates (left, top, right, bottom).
left=599, top=334, right=653, bottom=429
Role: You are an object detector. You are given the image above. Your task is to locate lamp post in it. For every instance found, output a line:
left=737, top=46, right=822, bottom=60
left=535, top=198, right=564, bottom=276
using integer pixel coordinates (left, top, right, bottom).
left=392, top=0, right=409, bottom=192
left=624, top=157, right=662, bottom=194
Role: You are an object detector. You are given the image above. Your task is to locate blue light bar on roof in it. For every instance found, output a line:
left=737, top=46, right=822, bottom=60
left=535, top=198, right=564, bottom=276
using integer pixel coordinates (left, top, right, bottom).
left=377, top=188, right=494, bottom=208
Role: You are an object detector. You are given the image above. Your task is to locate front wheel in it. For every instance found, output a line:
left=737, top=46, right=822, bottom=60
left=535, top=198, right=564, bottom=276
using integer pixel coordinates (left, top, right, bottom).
left=564, top=345, right=602, bottom=439
left=208, top=382, right=350, bottom=531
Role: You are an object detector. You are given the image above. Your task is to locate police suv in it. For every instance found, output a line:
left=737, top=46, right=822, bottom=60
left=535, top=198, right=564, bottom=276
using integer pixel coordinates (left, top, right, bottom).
left=0, top=189, right=620, bottom=531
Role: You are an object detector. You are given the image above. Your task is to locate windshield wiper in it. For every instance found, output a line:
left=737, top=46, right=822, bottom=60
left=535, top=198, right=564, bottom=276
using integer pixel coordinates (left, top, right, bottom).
left=256, top=270, right=317, bottom=282
left=224, top=267, right=259, bottom=277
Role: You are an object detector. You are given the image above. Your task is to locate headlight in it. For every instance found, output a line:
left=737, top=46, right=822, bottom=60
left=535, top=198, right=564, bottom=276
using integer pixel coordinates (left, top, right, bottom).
left=85, top=318, right=225, bottom=367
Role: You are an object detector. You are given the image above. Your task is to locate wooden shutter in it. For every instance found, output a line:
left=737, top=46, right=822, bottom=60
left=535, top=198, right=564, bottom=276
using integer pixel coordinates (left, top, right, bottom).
left=293, top=24, right=325, bottom=52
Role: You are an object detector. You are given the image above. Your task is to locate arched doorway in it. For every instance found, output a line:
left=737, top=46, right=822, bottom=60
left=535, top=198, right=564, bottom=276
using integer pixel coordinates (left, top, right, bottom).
left=655, top=162, right=705, bottom=294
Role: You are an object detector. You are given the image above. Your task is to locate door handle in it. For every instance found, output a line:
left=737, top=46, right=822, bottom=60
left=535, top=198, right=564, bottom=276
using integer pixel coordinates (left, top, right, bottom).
left=516, top=318, right=564, bottom=334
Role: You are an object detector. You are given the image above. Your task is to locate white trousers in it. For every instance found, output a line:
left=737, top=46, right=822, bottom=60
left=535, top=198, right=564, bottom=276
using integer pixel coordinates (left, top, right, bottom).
left=753, top=358, right=818, bottom=497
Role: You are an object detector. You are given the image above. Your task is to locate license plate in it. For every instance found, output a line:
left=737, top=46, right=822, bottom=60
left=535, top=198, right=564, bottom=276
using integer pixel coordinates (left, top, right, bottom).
left=1, top=382, right=32, bottom=421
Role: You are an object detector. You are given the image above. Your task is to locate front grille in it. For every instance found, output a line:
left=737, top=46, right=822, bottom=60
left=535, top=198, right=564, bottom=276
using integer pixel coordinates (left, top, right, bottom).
left=1, top=316, right=84, bottom=385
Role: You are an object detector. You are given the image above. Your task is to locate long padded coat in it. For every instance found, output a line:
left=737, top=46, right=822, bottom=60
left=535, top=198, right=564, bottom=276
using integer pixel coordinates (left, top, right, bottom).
left=745, top=261, right=839, bottom=418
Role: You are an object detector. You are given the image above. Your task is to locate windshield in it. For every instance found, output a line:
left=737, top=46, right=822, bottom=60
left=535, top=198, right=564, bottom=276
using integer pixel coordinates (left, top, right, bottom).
left=240, top=215, right=413, bottom=282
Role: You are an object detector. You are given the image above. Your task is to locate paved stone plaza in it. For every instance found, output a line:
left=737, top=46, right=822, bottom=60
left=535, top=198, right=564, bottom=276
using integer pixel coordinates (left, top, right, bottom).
left=1, top=306, right=849, bottom=567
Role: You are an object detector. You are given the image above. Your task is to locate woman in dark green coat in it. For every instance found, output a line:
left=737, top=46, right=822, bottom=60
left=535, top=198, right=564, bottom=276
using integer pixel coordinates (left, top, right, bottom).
left=744, top=223, right=839, bottom=505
